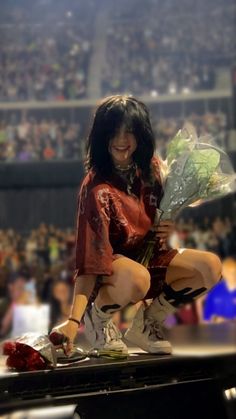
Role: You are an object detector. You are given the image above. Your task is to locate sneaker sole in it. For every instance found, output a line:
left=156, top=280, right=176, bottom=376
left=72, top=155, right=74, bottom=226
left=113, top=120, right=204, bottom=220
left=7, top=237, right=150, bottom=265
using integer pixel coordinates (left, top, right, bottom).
left=124, top=331, right=172, bottom=355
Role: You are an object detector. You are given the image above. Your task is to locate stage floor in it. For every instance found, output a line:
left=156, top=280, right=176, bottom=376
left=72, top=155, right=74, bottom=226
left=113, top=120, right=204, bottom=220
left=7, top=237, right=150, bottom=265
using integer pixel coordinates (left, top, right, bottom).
left=0, top=323, right=236, bottom=418
left=1, top=322, right=236, bottom=373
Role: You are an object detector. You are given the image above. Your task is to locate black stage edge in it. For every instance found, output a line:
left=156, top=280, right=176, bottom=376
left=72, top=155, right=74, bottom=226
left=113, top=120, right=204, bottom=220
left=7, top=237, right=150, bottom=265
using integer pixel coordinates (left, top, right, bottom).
left=1, top=351, right=236, bottom=418
left=1, top=324, right=236, bottom=418
left=0, top=160, right=83, bottom=188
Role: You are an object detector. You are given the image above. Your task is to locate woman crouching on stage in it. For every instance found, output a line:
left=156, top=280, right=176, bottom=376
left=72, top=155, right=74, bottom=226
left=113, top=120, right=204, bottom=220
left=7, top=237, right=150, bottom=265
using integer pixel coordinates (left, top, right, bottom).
left=50, top=95, right=222, bottom=355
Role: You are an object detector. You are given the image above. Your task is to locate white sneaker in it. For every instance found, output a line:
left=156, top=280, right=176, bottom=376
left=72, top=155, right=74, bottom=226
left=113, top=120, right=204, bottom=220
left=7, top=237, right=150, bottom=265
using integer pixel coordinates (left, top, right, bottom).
left=84, top=306, right=128, bottom=354
left=124, top=305, right=172, bottom=354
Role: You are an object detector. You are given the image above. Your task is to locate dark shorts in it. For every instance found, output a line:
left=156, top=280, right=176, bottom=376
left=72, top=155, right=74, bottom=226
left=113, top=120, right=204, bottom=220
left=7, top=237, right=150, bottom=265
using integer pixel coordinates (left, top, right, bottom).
left=144, top=248, right=178, bottom=299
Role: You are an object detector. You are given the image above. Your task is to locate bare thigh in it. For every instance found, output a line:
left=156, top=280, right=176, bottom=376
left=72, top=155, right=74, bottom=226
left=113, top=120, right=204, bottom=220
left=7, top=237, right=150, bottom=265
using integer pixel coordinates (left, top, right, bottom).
left=165, top=248, right=222, bottom=288
left=96, top=253, right=151, bottom=303
left=101, top=253, right=150, bottom=286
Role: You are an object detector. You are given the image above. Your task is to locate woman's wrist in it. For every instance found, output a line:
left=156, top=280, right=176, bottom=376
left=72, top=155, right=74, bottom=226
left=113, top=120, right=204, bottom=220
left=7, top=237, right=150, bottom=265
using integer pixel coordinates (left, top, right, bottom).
left=68, top=317, right=81, bottom=327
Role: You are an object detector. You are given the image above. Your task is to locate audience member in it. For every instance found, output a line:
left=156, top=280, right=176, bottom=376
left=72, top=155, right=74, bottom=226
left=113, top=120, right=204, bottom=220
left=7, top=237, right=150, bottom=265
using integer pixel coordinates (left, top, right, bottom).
left=202, top=257, right=236, bottom=322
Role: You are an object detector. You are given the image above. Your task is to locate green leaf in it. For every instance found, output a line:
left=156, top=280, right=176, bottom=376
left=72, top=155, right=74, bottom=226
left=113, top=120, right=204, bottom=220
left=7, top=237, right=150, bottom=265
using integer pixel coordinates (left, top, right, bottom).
left=166, top=130, right=193, bottom=166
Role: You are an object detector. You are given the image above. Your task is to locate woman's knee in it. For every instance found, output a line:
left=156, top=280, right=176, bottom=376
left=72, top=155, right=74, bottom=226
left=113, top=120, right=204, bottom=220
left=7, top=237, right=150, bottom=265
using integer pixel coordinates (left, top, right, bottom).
left=205, top=252, right=222, bottom=286
left=130, top=267, right=151, bottom=302
left=195, top=252, right=222, bottom=289
left=112, top=257, right=151, bottom=302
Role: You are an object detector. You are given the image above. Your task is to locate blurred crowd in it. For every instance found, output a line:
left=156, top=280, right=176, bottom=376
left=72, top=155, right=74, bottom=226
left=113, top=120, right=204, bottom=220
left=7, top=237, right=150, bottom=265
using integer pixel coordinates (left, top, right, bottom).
left=0, top=111, right=229, bottom=162
left=0, top=223, right=76, bottom=335
left=0, top=0, right=235, bottom=101
left=102, top=0, right=235, bottom=96
left=152, top=111, right=228, bottom=157
left=0, top=117, right=85, bottom=161
left=0, top=2, right=94, bottom=102
left=0, top=216, right=236, bottom=338
left=175, top=216, right=236, bottom=261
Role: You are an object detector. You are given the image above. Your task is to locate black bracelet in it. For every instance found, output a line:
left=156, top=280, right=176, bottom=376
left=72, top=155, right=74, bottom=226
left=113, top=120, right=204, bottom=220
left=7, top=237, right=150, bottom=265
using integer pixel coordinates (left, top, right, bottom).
left=68, top=317, right=80, bottom=326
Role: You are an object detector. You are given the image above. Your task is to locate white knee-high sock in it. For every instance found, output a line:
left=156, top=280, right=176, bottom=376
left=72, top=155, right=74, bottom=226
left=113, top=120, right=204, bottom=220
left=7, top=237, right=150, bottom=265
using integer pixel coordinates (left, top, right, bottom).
left=145, top=293, right=177, bottom=324
left=145, top=280, right=209, bottom=324
left=93, top=302, right=112, bottom=320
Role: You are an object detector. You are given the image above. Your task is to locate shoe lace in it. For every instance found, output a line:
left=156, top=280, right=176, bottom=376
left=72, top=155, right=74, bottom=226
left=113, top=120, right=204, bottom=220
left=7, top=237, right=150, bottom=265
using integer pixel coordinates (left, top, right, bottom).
left=104, top=319, right=122, bottom=343
left=146, top=319, right=165, bottom=341
left=91, top=309, right=122, bottom=344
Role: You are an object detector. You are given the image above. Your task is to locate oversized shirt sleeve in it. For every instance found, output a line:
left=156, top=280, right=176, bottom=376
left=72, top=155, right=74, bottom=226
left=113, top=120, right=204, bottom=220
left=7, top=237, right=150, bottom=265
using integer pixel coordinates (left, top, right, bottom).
left=74, top=183, right=115, bottom=276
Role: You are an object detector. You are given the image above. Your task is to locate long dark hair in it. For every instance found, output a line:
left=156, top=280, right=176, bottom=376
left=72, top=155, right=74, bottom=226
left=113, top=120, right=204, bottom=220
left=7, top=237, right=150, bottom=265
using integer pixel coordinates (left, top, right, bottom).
left=84, top=95, right=156, bottom=183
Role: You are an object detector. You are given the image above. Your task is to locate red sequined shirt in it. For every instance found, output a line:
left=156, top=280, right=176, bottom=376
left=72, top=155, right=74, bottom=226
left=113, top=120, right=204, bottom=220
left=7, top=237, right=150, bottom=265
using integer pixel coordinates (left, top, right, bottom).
left=74, top=155, right=164, bottom=276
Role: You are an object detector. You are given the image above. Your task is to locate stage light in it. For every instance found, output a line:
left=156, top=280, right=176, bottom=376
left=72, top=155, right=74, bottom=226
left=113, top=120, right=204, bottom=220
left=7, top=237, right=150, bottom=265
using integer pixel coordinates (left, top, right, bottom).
left=182, top=87, right=191, bottom=94
left=224, top=387, right=236, bottom=400
left=150, top=90, right=158, bottom=97
left=168, top=84, right=177, bottom=94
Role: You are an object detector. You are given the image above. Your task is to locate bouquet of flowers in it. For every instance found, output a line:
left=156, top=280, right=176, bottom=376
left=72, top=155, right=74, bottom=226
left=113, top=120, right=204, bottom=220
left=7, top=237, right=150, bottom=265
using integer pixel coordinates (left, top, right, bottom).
left=2, top=333, right=57, bottom=371
left=2, top=332, right=128, bottom=371
left=136, top=123, right=236, bottom=267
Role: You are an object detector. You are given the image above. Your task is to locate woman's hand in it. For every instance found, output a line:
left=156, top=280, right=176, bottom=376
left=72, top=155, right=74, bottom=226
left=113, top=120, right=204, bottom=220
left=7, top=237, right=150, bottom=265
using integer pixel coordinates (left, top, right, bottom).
left=50, top=319, right=79, bottom=355
left=151, top=220, right=175, bottom=249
